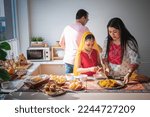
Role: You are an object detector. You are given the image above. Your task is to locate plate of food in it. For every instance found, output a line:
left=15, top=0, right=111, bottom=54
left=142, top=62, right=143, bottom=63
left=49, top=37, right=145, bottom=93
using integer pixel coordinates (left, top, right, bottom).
left=25, top=75, right=49, bottom=89
left=98, top=79, right=125, bottom=90
left=49, top=74, right=66, bottom=86
left=62, top=79, right=85, bottom=91
left=42, top=81, right=66, bottom=96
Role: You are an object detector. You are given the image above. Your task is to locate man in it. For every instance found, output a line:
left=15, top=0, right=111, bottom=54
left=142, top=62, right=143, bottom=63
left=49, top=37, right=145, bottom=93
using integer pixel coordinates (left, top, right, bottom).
left=59, top=9, right=90, bottom=73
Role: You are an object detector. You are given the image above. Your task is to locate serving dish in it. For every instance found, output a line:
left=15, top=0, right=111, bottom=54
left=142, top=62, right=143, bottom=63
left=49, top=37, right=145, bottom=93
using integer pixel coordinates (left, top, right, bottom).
left=41, top=80, right=66, bottom=96
left=0, top=80, right=24, bottom=93
left=42, top=88, right=66, bottom=96
left=98, top=79, right=125, bottom=90
left=24, top=75, right=49, bottom=89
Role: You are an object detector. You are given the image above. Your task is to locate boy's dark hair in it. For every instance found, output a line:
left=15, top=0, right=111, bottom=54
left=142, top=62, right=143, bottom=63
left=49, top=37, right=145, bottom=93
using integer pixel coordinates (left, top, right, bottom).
left=76, top=9, right=88, bottom=19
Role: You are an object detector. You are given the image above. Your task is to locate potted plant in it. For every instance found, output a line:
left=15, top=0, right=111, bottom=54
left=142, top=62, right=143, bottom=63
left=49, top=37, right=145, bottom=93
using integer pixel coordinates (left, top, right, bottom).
left=0, top=41, right=11, bottom=81
left=31, top=37, right=38, bottom=45
left=37, top=37, right=44, bottom=44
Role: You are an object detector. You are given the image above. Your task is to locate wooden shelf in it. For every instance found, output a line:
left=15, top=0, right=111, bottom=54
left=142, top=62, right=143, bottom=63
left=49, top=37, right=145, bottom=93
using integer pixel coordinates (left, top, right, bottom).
left=51, top=46, right=64, bottom=60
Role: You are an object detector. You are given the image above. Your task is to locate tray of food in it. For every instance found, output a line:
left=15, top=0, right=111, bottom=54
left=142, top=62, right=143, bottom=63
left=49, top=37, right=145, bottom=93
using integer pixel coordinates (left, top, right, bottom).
left=42, top=80, right=66, bottom=96
left=98, top=79, right=125, bottom=90
left=24, top=75, right=49, bottom=89
left=16, top=63, right=33, bottom=70
left=49, top=74, right=66, bottom=86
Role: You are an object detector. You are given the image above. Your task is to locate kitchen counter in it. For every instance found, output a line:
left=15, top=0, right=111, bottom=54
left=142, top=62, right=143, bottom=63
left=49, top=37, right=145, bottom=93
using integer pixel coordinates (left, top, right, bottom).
left=3, top=92, right=150, bottom=100
left=1, top=60, right=150, bottom=100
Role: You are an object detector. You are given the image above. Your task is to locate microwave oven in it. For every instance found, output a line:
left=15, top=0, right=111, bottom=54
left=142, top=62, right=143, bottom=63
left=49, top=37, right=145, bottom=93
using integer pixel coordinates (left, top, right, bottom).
left=27, top=47, right=50, bottom=61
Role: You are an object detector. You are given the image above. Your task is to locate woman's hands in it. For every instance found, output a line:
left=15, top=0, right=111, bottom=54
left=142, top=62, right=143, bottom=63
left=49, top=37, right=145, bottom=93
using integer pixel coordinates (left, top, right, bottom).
left=104, top=67, right=110, bottom=76
left=123, top=70, right=132, bottom=84
left=123, top=73, right=130, bottom=84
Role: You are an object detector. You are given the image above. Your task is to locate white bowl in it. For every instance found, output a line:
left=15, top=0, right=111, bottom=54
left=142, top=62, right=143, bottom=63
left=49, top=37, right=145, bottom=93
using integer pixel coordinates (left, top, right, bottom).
left=74, top=74, right=87, bottom=81
left=65, top=73, right=74, bottom=81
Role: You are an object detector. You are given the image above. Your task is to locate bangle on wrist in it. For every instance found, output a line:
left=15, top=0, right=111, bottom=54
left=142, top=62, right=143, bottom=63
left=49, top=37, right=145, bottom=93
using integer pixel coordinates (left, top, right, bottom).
left=88, top=68, right=91, bottom=72
left=105, top=68, right=109, bottom=72
left=128, top=69, right=132, bottom=74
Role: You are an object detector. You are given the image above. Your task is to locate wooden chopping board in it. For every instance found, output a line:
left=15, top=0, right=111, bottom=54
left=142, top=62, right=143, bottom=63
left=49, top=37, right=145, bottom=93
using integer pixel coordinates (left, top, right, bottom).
left=16, top=63, right=33, bottom=70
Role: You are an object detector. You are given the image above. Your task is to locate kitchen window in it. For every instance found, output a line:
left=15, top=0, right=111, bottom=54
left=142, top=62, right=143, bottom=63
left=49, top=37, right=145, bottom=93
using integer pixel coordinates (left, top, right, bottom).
left=0, top=0, right=17, bottom=40
left=0, top=0, right=19, bottom=58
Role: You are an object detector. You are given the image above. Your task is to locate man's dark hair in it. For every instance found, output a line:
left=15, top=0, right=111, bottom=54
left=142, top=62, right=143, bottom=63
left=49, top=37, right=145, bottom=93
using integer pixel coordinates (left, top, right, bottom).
left=76, top=9, right=88, bottom=19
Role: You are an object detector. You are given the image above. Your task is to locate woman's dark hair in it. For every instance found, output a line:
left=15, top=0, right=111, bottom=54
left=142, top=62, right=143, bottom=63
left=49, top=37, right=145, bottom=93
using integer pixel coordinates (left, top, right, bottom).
left=76, top=9, right=88, bottom=19
left=85, top=34, right=95, bottom=41
left=105, top=17, right=139, bottom=61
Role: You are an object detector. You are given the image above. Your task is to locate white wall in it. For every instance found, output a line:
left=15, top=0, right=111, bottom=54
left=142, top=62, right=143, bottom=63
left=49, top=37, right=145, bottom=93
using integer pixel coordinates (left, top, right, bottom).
left=0, top=0, right=5, bottom=17
left=17, top=0, right=30, bottom=55
left=18, top=0, right=150, bottom=76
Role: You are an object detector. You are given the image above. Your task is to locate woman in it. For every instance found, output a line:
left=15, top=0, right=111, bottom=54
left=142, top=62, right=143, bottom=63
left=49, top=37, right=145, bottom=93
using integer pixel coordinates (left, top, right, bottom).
left=73, top=32, right=102, bottom=76
left=102, top=17, right=149, bottom=84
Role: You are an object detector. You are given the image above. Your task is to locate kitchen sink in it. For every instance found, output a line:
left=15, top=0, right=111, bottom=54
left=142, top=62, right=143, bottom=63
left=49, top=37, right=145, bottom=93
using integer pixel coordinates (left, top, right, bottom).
left=31, top=64, right=65, bottom=76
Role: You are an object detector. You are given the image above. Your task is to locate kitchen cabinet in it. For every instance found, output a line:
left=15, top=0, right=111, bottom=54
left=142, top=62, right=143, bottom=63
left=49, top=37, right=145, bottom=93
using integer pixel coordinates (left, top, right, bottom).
left=51, top=46, right=64, bottom=60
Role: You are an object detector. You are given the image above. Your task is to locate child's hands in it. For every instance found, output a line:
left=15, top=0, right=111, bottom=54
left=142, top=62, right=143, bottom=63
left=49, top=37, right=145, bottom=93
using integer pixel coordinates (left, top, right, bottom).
left=89, top=66, right=103, bottom=72
left=96, top=66, right=103, bottom=72
left=89, top=66, right=99, bottom=72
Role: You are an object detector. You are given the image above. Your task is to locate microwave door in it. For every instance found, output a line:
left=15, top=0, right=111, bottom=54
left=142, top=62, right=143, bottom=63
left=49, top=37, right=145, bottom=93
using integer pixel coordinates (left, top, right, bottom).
left=27, top=50, right=43, bottom=60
